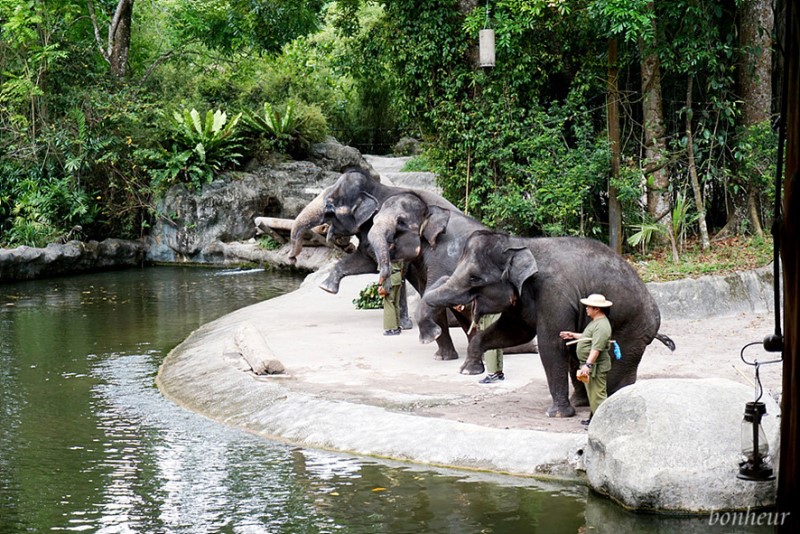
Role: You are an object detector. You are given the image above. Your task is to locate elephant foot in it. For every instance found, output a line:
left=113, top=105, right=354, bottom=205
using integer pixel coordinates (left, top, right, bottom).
left=546, top=404, right=576, bottom=418
left=570, top=391, right=590, bottom=407
left=459, top=360, right=485, bottom=375
left=318, top=280, right=341, bottom=294
left=400, top=318, right=413, bottom=330
left=434, top=349, right=459, bottom=361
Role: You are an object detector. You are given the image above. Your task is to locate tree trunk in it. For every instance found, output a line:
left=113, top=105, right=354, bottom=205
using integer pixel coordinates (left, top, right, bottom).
left=87, top=0, right=134, bottom=78
left=109, top=0, right=134, bottom=77
left=685, top=76, right=710, bottom=250
left=607, top=38, right=623, bottom=253
left=736, top=0, right=773, bottom=237
left=639, top=5, right=670, bottom=229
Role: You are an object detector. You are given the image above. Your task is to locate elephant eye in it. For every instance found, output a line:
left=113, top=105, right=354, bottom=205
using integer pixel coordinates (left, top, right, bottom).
left=468, top=274, right=483, bottom=285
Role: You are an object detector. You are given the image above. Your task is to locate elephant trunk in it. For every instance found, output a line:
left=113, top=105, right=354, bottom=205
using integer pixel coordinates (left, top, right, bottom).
left=422, top=276, right=470, bottom=310
left=289, top=194, right=326, bottom=262
left=367, top=223, right=393, bottom=286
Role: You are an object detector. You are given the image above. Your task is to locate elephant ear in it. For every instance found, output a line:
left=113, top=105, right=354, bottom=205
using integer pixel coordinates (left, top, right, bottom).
left=502, top=247, right=538, bottom=294
left=421, top=206, right=451, bottom=247
left=352, top=192, right=380, bottom=229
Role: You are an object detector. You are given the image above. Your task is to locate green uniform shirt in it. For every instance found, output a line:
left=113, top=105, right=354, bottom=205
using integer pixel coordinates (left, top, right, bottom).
left=577, top=316, right=612, bottom=377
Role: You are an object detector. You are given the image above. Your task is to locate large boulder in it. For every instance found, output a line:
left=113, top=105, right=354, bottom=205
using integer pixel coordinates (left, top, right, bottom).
left=585, top=378, right=779, bottom=513
left=147, top=141, right=376, bottom=263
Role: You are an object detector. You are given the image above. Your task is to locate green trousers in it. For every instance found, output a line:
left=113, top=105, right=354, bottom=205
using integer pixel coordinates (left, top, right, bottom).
left=480, top=313, right=503, bottom=373
left=586, top=369, right=608, bottom=415
left=383, top=263, right=404, bottom=330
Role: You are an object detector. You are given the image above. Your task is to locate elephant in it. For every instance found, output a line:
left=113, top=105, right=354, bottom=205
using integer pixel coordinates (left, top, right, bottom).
left=288, top=168, right=460, bottom=294
left=288, top=169, right=468, bottom=358
left=422, top=230, right=676, bottom=418
left=366, top=192, right=486, bottom=360
left=365, top=191, right=539, bottom=359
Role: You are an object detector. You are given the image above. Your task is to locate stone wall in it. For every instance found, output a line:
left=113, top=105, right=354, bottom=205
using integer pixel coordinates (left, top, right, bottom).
left=0, top=239, right=146, bottom=281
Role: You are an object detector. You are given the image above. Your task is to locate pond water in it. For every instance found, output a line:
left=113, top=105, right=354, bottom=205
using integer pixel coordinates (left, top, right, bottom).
left=0, top=267, right=773, bottom=533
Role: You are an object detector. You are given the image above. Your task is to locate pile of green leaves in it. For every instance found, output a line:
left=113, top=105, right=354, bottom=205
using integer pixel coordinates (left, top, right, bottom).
left=352, top=282, right=383, bottom=310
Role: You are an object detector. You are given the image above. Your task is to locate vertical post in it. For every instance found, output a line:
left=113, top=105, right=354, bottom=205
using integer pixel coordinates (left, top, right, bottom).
left=778, top=0, right=800, bottom=531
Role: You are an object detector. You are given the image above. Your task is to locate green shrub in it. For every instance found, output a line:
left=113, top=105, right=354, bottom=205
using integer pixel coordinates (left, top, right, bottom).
left=147, top=108, right=243, bottom=191
left=257, top=236, right=283, bottom=251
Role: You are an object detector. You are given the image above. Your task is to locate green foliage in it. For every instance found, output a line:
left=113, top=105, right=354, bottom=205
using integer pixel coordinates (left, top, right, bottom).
left=2, top=175, right=96, bottom=247
left=400, top=155, right=432, bottom=172
left=244, top=99, right=328, bottom=158
left=257, top=236, right=283, bottom=251
left=353, top=282, right=383, bottom=310
left=169, top=0, right=325, bottom=53
left=147, top=108, right=243, bottom=190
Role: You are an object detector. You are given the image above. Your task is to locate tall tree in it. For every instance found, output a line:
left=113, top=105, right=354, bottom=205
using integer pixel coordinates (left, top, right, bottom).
left=739, top=0, right=774, bottom=237
left=639, top=9, right=671, bottom=230
left=607, top=37, right=623, bottom=252
left=88, top=0, right=134, bottom=77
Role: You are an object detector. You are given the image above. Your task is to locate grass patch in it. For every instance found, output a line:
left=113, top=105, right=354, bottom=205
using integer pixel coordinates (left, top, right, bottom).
left=257, top=236, right=283, bottom=251
left=627, top=236, right=774, bottom=283
left=400, top=155, right=433, bottom=172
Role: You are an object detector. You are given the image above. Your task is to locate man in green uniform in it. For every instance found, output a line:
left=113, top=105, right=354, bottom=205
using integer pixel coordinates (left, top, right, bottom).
left=559, top=293, right=613, bottom=426
left=378, top=261, right=405, bottom=335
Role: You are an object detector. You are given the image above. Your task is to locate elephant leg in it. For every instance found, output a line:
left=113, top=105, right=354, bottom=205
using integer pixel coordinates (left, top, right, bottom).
left=460, top=314, right=531, bottom=375
left=415, top=301, right=459, bottom=360
left=606, top=334, right=647, bottom=394
left=461, top=330, right=487, bottom=374
left=568, top=354, right=590, bottom=407
left=433, top=316, right=459, bottom=360
left=537, top=333, right=576, bottom=418
left=319, top=251, right=377, bottom=294
left=399, top=284, right=413, bottom=330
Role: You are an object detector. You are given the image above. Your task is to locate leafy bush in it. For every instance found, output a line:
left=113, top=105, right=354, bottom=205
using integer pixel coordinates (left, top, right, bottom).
left=257, top=236, right=283, bottom=250
left=244, top=99, right=328, bottom=159
left=146, top=108, right=243, bottom=190
left=353, top=282, right=383, bottom=310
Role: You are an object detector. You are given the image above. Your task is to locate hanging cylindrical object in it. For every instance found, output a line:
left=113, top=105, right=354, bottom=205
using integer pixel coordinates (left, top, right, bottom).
left=479, top=29, right=495, bottom=67
left=737, top=401, right=775, bottom=481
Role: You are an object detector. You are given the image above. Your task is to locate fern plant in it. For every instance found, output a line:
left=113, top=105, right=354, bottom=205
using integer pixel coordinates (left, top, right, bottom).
left=244, top=100, right=300, bottom=152
left=149, top=108, right=243, bottom=190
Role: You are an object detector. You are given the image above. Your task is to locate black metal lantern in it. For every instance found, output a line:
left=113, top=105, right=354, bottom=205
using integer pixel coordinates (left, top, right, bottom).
left=738, top=400, right=774, bottom=481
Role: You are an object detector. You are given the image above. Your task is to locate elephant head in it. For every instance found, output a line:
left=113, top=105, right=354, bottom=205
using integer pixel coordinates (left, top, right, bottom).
left=423, top=230, right=538, bottom=323
left=289, top=169, right=381, bottom=262
left=367, top=192, right=451, bottom=287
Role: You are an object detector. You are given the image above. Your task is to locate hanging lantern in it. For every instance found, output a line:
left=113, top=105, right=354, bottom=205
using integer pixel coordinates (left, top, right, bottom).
left=737, top=401, right=774, bottom=481
left=479, top=29, right=495, bottom=68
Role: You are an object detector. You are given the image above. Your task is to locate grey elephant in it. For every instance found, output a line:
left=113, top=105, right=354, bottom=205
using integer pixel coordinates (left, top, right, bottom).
left=289, top=168, right=460, bottom=293
left=422, top=230, right=675, bottom=418
left=366, top=191, right=539, bottom=359
left=288, top=169, right=468, bottom=357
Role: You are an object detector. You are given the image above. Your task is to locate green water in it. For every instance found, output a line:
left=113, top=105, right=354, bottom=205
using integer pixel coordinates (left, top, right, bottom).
left=0, top=267, right=772, bottom=533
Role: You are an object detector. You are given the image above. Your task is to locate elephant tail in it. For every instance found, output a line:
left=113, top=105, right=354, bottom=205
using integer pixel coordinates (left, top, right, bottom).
left=655, top=333, right=676, bottom=351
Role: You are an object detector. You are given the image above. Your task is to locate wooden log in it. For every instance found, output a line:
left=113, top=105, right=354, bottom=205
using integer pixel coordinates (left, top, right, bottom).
left=233, top=322, right=285, bottom=375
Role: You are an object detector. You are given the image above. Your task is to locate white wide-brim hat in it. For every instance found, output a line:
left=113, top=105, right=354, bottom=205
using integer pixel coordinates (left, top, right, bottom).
left=580, top=293, right=613, bottom=307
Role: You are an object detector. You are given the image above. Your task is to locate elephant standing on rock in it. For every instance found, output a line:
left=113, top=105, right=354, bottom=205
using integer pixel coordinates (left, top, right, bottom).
left=422, top=230, right=675, bottom=418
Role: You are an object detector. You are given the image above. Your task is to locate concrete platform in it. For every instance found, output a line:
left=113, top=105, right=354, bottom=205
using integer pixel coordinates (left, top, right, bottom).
left=156, top=269, right=588, bottom=480
left=156, top=262, right=782, bottom=481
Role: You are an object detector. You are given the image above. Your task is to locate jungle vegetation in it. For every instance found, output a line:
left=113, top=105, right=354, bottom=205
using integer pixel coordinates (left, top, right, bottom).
left=0, top=0, right=780, bottom=271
